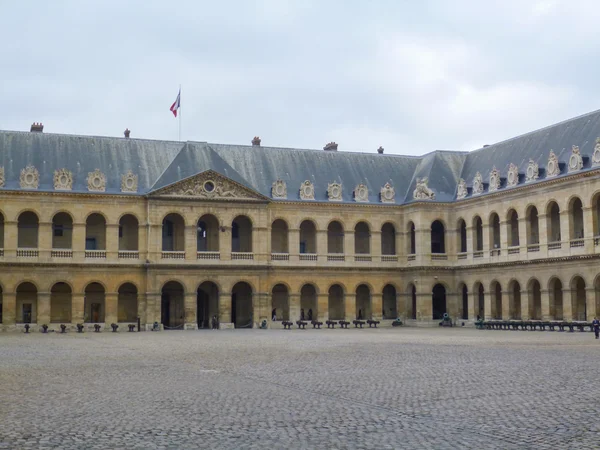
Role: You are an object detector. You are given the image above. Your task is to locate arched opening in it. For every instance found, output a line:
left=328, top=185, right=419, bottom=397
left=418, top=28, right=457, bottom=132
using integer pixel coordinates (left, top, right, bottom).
left=18, top=211, right=39, bottom=248
left=354, top=222, right=371, bottom=254
left=507, top=209, right=519, bottom=247
left=85, top=213, right=106, bottom=251
left=526, top=206, right=539, bottom=246
left=271, top=219, right=289, bottom=254
left=473, top=216, right=483, bottom=251
left=569, top=197, right=584, bottom=241
left=231, top=282, right=253, bottom=328
left=508, top=280, right=522, bottom=320
left=197, top=214, right=219, bottom=252
left=355, top=284, right=371, bottom=320
left=571, top=276, right=586, bottom=321
left=594, top=276, right=600, bottom=321
left=16, top=282, right=37, bottom=323
left=432, top=284, right=447, bottom=320
left=197, top=281, right=219, bottom=328
left=300, top=284, right=317, bottom=320
left=381, top=223, right=396, bottom=255
left=232, top=216, right=252, bottom=252
left=382, top=284, right=397, bottom=319
left=549, top=278, right=563, bottom=320
left=84, top=282, right=105, bottom=323
left=460, top=284, right=468, bottom=320
left=161, top=281, right=184, bottom=329
left=475, top=283, right=485, bottom=319
left=271, top=284, right=289, bottom=321
left=490, top=281, right=502, bottom=319
left=0, top=212, right=4, bottom=249
left=162, top=213, right=185, bottom=252
left=457, top=219, right=467, bottom=253
left=299, top=220, right=317, bottom=254
left=328, top=284, right=344, bottom=320
left=407, top=222, right=416, bottom=254
left=118, top=283, right=138, bottom=323
left=0, top=285, right=2, bottom=323
left=50, top=282, right=71, bottom=323
left=407, top=284, right=417, bottom=320
left=528, top=279, right=542, bottom=320
left=119, top=215, right=139, bottom=251
left=327, top=221, right=344, bottom=254
left=547, top=202, right=561, bottom=243
left=489, top=213, right=501, bottom=251
left=593, top=194, right=600, bottom=237
left=431, top=220, right=445, bottom=254
left=52, top=213, right=73, bottom=249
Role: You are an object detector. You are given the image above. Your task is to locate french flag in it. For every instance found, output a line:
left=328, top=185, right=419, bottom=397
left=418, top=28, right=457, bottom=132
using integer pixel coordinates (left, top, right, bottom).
left=170, top=90, right=181, bottom=117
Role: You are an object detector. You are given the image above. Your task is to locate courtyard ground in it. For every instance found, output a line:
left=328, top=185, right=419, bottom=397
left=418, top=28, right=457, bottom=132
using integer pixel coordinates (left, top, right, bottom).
left=0, top=327, right=599, bottom=449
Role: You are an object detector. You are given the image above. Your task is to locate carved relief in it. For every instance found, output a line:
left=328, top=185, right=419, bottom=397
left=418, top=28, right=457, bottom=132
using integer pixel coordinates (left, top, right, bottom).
left=592, top=138, right=600, bottom=167
left=507, top=163, right=519, bottom=187
left=271, top=179, right=287, bottom=199
left=0, top=166, right=4, bottom=188
left=87, top=169, right=106, bottom=192
left=299, top=180, right=315, bottom=200
left=327, top=182, right=343, bottom=201
left=526, top=159, right=539, bottom=182
left=472, top=172, right=484, bottom=195
left=20, top=165, right=39, bottom=189
left=568, top=145, right=583, bottom=172
left=488, top=166, right=501, bottom=192
left=121, top=170, right=138, bottom=193
left=456, top=178, right=467, bottom=199
left=380, top=182, right=395, bottom=203
left=354, top=183, right=369, bottom=202
left=413, top=177, right=435, bottom=200
left=546, top=150, right=560, bottom=177
left=53, top=168, right=73, bottom=190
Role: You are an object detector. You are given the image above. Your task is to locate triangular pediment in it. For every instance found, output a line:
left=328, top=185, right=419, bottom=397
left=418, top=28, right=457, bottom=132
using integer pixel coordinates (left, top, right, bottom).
left=150, top=170, right=268, bottom=201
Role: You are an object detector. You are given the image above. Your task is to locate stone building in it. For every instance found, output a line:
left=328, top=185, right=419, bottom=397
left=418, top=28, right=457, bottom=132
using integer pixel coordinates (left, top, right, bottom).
left=1, top=111, right=600, bottom=331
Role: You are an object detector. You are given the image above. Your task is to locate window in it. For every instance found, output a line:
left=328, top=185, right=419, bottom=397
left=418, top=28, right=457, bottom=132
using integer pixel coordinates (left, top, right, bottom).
left=53, top=225, right=64, bottom=237
left=119, top=226, right=123, bottom=238
left=85, top=238, right=97, bottom=250
left=300, top=241, right=306, bottom=254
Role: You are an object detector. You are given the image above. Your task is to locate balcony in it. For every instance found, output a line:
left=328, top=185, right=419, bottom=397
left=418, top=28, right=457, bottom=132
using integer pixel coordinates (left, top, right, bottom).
left=489, top=249, right=500, bottom=257
left=17, top=248, right=39, bottom=258
left=457, top=252, right=467, bottom=260
left=118, top=250, right=139, bottom=259
left=570, top=239, right=584, bottom=248
left=161, top=251, right=185, bottom=260
left=271, top=253, right=289, bottom=261
left=299, top=253, right=317, bottom=261
left=354, top=255, right=372, bottom=262
left=407, top=254, right=416, bottom=261
left=197, top=251, right=220, bottom=260
left=527, top=244, right=540, bottom=253
left=51, top=249, right=73, bottom=258
left=327, top=254, right=345, bottom=262
left=474, top=251, right=484, bottom=258
left=0, top=248, right=3, bottom=257
left=548, top=242, right=561, bottom=251
left=231, top=252, right=254, bottom=260
left=381, top=255, right=398, bottom=262
left=507, top=246, right=520, bottom=255
left=431, top=254, right=448, bottom=261
left=85, top=250, right=107, bottom=259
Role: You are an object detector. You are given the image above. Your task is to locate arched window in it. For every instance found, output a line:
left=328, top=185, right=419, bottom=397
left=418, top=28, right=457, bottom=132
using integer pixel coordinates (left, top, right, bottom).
left=327, top=221, right=344, bottom=254
left=490, top=281, right=502, bottom=319
left=271, top=219, right=289, bottom=254
left=507, top=209, right=519, bottom=247
left=84, top=282, right=105, bottom=323
left=546, top=202, right=561, bottom=244
left=50, top=282, right=71, bottom=323
left=52, top=213, right=73, bottom=250
left=569, top=197, right=584, bottom=242
left=299, top=220, right=317, bottom=254
left=354, top=222, right=370, bottom=254
left=85, top=213, right=106, bottom=251
left=161, top=281, right=184, bottom=328
left=432, top=284, right=447, bottom=320
left=232, top=216, right=252, bottom=252
left=381, top=223, right=396, bottom=255
left=489, top=213, right=500, bottom=251
left=526, top=206, right=539, bottom=247
left=407, top=222, right=416, bottom=255
left=119, top=214, right=139, bottom=251
left=197, top=214, right=219, bottom=252
left=457, top=219, right=467, bottom=253
left=118, top=283, right=138, bottom=323
left=431, top=220, right=445, bottom=254
left=508, top=280, right=522, bottom=320
left=18, top=211, right=39, bottom=249
left=473, top=216, right=483, bottom=252
left=162, top=213, right=185, bottom=252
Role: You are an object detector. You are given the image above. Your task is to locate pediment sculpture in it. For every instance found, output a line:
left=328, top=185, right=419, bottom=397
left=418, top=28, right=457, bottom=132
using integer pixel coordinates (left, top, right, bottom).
left=507, top=163, right=519, bottom=187
left=568, top=145, right=583, bottom=172
left=546, top=150, right=560, bottom=177
left=271, top=179, right=287, bottom=199
left=354, top=183, right=368, bottom=202
left=380, top=182, right=395, bottom=203
left=0, top=166, right=4, bottom=188
left=592, top=137, right=600, bottom=167
left=526, top=159, right=539, bottom=182
left=327, top=182, right=343, bottom=201
left=472, top=172, right=484, bottom=195
left=456, top=178, right=467, bottom=199
left=54, top=168, right=73, bottom=190
left=299, top=180, right=315, bottom=200
left=20, top=165, right=39, bottom=189
left=413, top=177, right=435, bottom=200
left=488, top=166, right=501, bottom=192
left=121, top=170, right=138, bottom=193
left=87, top=169, right=107, bottom=192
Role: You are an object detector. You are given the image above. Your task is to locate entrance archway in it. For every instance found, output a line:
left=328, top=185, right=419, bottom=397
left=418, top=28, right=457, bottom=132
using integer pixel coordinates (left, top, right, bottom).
left=475, top=282, right=485, bottom=319
left=490, top=281, right=502, bottom=319
left=161, top=281, right=184, bottom=329
left=328, top=284, right=344, bottom=320
left=549, top=278, right=563, bottom=320
left=231, top=282, right=253, bottom=328
left=407, top=284, right=417, bottom=320
left=528, top=279, right=542, bottom=320
left=432, top=284, right=446, bottom=320
left=84, top=282, right=105, bottom=323
left=460, top=284, right=468, bottom=320
left=50, top=282, right=71, bottom=323
left=118, top=283, right=138, bottom=323
left=17, top=282, right=37, bottom=324
left=571, top=276, right=586, bottom=321
left=197, top=282, right=219, bottom=328
left=355, top=284, right=371, bottom=320
left=300, top=284, right=317, bottom=320
left=271, top=284, right=289, bottom=321
left=382, top=284, right=397, bottom=319
left=508, top=280, right=522, bottom=320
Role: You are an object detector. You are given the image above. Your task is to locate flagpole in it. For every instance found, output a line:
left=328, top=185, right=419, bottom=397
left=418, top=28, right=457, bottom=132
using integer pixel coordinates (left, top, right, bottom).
left=178, top=84, right=182, bottom=142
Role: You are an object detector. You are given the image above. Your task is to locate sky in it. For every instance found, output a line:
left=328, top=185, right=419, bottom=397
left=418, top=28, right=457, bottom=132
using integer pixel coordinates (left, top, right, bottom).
left=1, top=0, right=600, bottom=155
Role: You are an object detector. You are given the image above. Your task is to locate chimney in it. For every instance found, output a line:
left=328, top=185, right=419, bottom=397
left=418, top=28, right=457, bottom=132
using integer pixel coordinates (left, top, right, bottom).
left=377, top=146, right=384, bottom=154
left=252, top=136, right=261, bottom=146
left=323, top=141, right=338, bottom=151
left=124, top=128, right=131, bottom=138
left=30, top=122, right=44, bottom=133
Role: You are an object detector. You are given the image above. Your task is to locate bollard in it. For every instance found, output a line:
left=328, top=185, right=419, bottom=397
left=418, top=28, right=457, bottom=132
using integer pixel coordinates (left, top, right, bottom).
left=42, top=324, right=49, bottom=333
left=76, top=323, right=84, bottom=333
left=111, top=323, right=118, bottom=332
left=60, top=324, right=67, bottom=334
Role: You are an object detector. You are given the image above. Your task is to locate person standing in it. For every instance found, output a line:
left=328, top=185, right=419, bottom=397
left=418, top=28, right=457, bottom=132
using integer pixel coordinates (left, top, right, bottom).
left=300, top=308, right=305, bottom=321
left=593, top=317, right=600, bottom=339
left=272, top=308, right=277, bottom=322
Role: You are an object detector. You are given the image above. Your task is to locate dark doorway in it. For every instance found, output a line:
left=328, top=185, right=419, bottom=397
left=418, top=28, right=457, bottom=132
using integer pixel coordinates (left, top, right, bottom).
left=461, top=285, right=468, bottom=320
left=197, top=282, right=219, bottom=329
left=432, top=284, right=447, bottom=320
left=231, top=282, right=253, bottom=328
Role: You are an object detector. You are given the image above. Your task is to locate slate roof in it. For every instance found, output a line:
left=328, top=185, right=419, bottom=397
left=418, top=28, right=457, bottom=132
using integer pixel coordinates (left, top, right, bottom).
left=1, top=108, right=600, bottom=204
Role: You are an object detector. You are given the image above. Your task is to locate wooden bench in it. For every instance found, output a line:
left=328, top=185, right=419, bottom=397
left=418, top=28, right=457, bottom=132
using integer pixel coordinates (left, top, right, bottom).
left=367, top=320, right=380, bottom=328
left=296, top=320, right=307, bottom=330
left=353, top=320, right=366, bottom=328
left=326, top=320, right=337, bottom=329
left=339, top=321, right=350, bottom=329
left=311, top=321, right=323, bottom=329
left=282, top=321, right=293, bottom=330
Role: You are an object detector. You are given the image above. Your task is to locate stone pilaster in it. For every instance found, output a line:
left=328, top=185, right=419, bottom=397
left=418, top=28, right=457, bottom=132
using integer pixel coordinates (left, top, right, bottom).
left=317, top=293, right=328, bottom=321
left=38, top=222, right=52, bottom=259
left=37, top=292, right=51, bottom=325
left=105, top=292, right=118, bottom=326
left=371, top=230, right=381, bottom=260
left=3, top=221, right=17, bottom=259
left=371, top=293, right=382, bottom=320
left=416, top=292, right=432, bottom=321
left=2, top=292, right=16, bottom=325
left=184, top=292, right=197, bottom=330
left=72, top=222, right=86, bottom=260
left=106, top=224, right=119, bottom=260
left=218, top=293, right=232, bottom=325
left=520, top=289, right=530, bottom=320
left=71, top=293, right=85, bottom=325
left=289, top=293, right=300, bottom=321
left=562, top=288, right=573, bottom=321
left=185, top=225, right=197, bottom=261
left=345, top=293, right=356, bottom=321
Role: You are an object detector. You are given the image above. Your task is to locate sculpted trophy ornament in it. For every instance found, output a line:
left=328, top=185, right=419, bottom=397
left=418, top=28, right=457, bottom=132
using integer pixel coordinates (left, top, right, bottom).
left=87, top=168, right=107, bottom=192
left=546, top=150, right=560, bottom=177
left=592, top=138, right=600, bottom=167
left=568, top=145, right=583, bottom=172
left=121, top=170, right=138, bottom=193
left=53, top=168, right=73, bottom=190
left=526, top=159, right=539, bottom=182
left=506, top=163, right=519, bottom=187
left=380, top=182, right=395, bottom=203
left=472, top=172, right=484, bottom=195
left=413, top=177, right=435, bottom=200
left=299, top=180, right=315, bottom=200
left=327, top=182, right=343, bottom=201
left=354, top=183, right=369, bottom=202
left=456, top=178, right=467, bottom=199
left=20, top=165, right=39, bottom=189
left=271, top=179, right=287, bottom=199
left=0, top=166, right=4, bottom=188
left=488, top=166, right=501, bottom=192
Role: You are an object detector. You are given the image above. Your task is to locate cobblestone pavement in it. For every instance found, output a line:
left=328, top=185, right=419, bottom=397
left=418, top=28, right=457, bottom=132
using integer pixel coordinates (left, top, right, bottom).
left=1, top=328, right=599, bottom=449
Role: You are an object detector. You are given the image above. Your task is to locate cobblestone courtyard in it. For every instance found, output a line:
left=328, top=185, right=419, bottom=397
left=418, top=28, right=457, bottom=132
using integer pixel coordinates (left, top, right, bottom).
left=0, top=328, right=599, bottom=449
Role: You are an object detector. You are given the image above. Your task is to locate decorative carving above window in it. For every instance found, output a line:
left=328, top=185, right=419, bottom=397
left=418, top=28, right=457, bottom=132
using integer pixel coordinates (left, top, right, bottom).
left=413, top=177, right=435, bottom=200
left=506, top=163, right=519, bottom=187
left=380, top=182, right=395, bottom=203
left=568, top=145, right=583, bottom=172
left=299, top=180, right=315, bottom=200
left=271, top=179, right=287, bottom=199
left=354, top=183, right=368, bottom=202
left=87, top=168, right=106, bottom=192
left=20, top=165, right=39, bottom=189
left=472, top=172, right=484, bottom=195
left=53, top=168, right=73, bottom=190
left=488, top=166, right=501, bottom=192
left=592, top=138, right=600, bottom=167
left=456, top=178, right=467, bottom=199
left=546, top=150, right=560, bottom=177
left=0, top=166, right=4, bottom=188
left=526, top=159, right=539, bottom=182
left=121, top=170, right=138, bottom=193
left=327, top=182, right=343, bottom=201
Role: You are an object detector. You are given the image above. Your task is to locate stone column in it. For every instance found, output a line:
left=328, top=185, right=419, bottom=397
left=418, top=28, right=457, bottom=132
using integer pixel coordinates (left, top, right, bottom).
left=371, top=293, right=382, bottom=320
left=415, top=227, right=429, bottom=264
left=520, top=289, right=530, bottom=320
left=500, top=220, right=508, bottom=250
left=136, top=293, right=147, bottom=326
left=484, top=289, right=493, bottom=320
left=397, top=292, right=408, bottom=319
left=518, top=217, right=527, bottom=249
left=71, top=293, right=85, bottom=325
left=316, top=230, right=327, bottom=262
left=72, top=222, right=86, bottom=261
left=562, top=288, right=573, bottom=321
left=218, top=293, right=232, bottom=327
left=38, top=222, right=52, bottom=260
left=482, top=224, right=490, bottom=254
left=583, top=206, right=594, bottom=252
left=395, top=229, right=404, bottom=259
left=253, top=292, right=269, bottom=326
left=446, top=291, right=459, bottom=320
left=289, top=293, right=300, bottom=321
left=37, top=292, right=51, bottom=325
left=344, top=231, right=354, bottom=259
left=2, top=292, right=16, bottom=326
left=184, top=292, right=197, bottom=330
left=537, top=213, right=549, bottom=257
left=106, top=224, right=119, bottom=260
left=147, top=224, right=162, bottom=262
left=468, top=291, right=478, bottom=321
left=3, top=220, right=17, bottom=259
left=185, top=225, right=197, bottom=261
left=289, top=228, right=300, bottom=262
left=144, top=292, right=161, bottom=329
left=345, top=292, right=356, bottom=321
left=559, top=210, right=570, bottom=244
left=105, top=292, right=118, bottom=327
left=219, top=228, right=232, bottom=261
left=416, top=292, right=432, bottom=321
left=371, top=230, right=381, bottom=261
left=137, top=224, right=148, bottom=261
left=540, top=289, right=551, bottom=320
left=253, top=227, right=268, bottom=262
left=585, top=287, right=596, bottom=321
left=317, top=293, right=328, bottom=321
